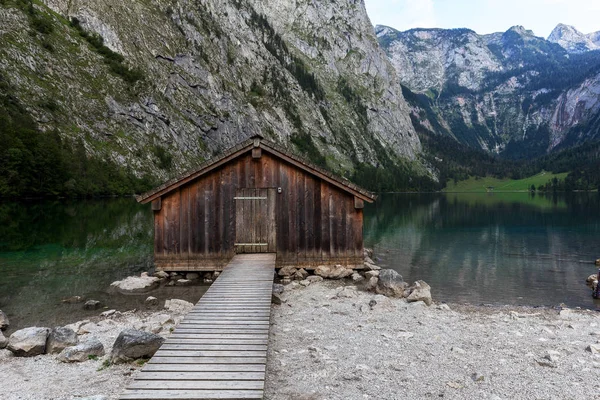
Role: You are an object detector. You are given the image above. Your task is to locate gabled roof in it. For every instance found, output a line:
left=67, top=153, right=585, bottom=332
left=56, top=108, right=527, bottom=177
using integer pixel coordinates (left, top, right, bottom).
left=136, top=135, right=376, bottom=204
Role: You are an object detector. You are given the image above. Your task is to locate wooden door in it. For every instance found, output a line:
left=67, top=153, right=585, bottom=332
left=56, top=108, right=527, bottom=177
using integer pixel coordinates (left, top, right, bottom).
left=235, top=188, right=276, bottom=253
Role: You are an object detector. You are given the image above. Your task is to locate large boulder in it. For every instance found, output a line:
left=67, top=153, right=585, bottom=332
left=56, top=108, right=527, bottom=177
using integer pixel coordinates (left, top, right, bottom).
left=164, top=299, right=194, bottom=314
left=0, top=330, right=8, bottom=349
left=8, top=327, right=49, bottom=357
left=110, top=275, right=160, bottom=294
left=84, top=300, right=102, bottom=310
left=0, top=310, right=9, bottom=330
left=46, top=327, right=78, bottom=354
left=110, top=329, right=165, bottom=364
left=376, top=269, right=407, bottom=298
left=314, top=265, right=353, bottom=279
left=278, top=265, right=297, bottom=277
left=58, top=337, right=105, bottom=363
left=406, top=280, right=433, bottom=306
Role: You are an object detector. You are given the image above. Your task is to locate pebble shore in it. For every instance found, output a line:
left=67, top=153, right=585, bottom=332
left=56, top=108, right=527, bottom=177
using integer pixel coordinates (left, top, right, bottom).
left=1, top=281, right=600, bottom=399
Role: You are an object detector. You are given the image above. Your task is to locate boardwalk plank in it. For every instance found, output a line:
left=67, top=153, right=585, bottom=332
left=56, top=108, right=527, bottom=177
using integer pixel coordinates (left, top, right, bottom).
left=121, top=390, right=263, bottom=399
left=142, top=364, right=265, bottom=372
left=148, top=356, right=266, bottom=364
left=135, top=371, right=265, bottom=380
left=128, top=380, right=264, bottom=390
left=120, top=254, right=274, bottom=400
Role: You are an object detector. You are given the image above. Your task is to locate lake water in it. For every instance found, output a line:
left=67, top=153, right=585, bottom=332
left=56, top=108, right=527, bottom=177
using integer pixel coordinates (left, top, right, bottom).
left=0, top=199, right=207, bottom=334
left=1, top=193, right=599, bottom=332
left=364, top=192, right=600, bottom=309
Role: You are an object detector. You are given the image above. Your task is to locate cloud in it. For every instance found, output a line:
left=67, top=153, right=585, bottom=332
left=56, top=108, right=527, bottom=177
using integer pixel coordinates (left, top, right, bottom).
left=365, top=0, right=437, bottom=30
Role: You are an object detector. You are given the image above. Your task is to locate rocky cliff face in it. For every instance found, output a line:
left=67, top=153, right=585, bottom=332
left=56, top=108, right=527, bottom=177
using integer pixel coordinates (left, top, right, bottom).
left=547, top=23, right=600, bottom=53
left=1, top=0, right=421, bottom=183
left=378, top=23, right=600, bottom=158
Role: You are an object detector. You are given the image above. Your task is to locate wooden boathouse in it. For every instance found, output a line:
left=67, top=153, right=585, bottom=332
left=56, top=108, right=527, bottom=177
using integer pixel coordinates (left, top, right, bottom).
left=136, top=135, right=376, bottom=272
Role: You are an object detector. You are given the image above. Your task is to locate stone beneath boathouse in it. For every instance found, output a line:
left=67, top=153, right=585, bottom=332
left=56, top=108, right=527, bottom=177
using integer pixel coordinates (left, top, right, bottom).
left=110, top=275, right=160, bottom=294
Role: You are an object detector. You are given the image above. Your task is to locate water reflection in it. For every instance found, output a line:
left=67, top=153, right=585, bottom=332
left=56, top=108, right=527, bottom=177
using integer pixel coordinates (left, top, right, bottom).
left=0, top=199, right=207, bottom=332
left=364, top=193, right=600, bottom=308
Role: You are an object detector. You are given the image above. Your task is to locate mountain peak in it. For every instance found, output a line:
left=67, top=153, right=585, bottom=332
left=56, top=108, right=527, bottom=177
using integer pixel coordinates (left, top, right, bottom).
left=507, top=25, right=534, bottom=36
left=548, top=23, right=599, bottom=53
left=374, top=24, right=397, bottom=38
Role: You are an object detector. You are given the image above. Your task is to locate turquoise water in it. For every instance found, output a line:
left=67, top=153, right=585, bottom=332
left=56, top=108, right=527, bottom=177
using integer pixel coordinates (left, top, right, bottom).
left=0, top=199, right=207, bottom=333
left=1, top=194, right=599, bottom=332
left=364, top=192, right=600, bottom=309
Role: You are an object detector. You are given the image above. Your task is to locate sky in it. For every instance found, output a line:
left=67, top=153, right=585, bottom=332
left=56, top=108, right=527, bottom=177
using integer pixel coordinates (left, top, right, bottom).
left=364, top=0, right=600, bottom=38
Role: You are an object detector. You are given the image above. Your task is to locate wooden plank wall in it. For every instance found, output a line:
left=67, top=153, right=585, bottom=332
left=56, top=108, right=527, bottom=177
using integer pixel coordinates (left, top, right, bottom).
left=154, top=153, right=364, bottom=271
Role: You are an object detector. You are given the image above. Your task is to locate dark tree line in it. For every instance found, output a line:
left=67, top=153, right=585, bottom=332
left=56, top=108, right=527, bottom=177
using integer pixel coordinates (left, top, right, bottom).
left=0, top=75, right=155, bottom=198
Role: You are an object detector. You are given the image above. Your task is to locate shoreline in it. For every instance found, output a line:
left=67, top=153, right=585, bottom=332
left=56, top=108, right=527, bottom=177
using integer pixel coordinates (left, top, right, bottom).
left=2, top=279, right=600, bottom=399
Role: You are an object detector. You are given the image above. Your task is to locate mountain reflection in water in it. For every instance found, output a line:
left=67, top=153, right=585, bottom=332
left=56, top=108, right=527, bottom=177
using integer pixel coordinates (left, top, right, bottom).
left=364, top=192, right=600, bottom=309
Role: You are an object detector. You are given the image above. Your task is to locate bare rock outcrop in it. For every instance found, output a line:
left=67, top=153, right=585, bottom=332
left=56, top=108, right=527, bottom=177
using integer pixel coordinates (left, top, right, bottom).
left=8, top=327, right=49, bottom=357
left=110, top=329, right=164, bottom=364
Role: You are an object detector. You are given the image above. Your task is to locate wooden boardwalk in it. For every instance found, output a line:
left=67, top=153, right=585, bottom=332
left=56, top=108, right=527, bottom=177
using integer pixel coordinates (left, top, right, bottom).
left=120, top=254, right=276, bottom=400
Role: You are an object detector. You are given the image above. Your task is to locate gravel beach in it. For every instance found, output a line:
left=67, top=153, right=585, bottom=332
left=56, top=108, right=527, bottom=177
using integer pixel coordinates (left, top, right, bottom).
left=2, top=281, right=600, bottom=399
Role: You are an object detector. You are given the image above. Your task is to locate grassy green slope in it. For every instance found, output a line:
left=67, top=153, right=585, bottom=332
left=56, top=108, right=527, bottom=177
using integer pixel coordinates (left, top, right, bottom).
left=444, top=171, right=569, bottom=192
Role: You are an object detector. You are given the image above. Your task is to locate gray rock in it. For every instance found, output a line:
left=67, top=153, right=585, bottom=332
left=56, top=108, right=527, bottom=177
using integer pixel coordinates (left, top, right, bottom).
left=84, top=300, right=102, bottom=310
left=471, top=372, right=485, bottom=382
left=272, top=283, right=285, bottom=294
left=544, top=350, right=561, bottom=362
left=366, top=276, right=378, bottom=291
left=164, top=299, right=194, bottom=314
left=153, top=270, right=170, bottom=279
left=409, top=300, right=427, bottom=308
left=0, top=310, right=9, bottom=330
left=110, top=329, right=165, bottom=363
left=536, top=358, right=557, bottom=368
left=278, top=265, right=297, bottom=277
left=314, top=264, right=353, bottom=279
left=175, top=279, right=193, bottom=286
left=61, top=296, right=84, bottom=304
left=186, top=272, right=200, bottom=280
left=58, top=337, right=105, bottom=362
left=451, top=347, right=466, bottom=354
left=306, top=275, right=323, bottom=283
left=405, top=280, right=433, bottom=306
left=145, top=296, right=159, bottom=307
left=587, top=273, right=598, bottom=284
left=110, top=275, right=160, bottom=294
left=148, top=314, right=174, bottom=327
left=100, top=309, right=117, bottom=317
left=437, top=304, right=452, bottom=311
left=299, top=279, right=311, bottom=287
left=364, top=248, right=374, bottom=259
left=46, top=327, right=78, bottom=354
left=212, top=271, right=221, bottom=279
left=363, top=262, right=381, bottom=271
left=0, top=330, right=8, bottom=349
left=281, top=277, right=292, bottom=285
left=587, top=344, right=600, bottom=354
left=293, top=268, right=309, bottom=281
left=8, top=327, right=49, bottom=357
left=170, top=274, right=184, bottom=280
left=351, top=272, right=364, bottom=282
left=376, top=269, right=407, bottom=297
left=272, top=293, right=283, bottom=305
left=288, top=281, right=301, bottom=290
left=365, top=270, right=379, bottom=279
left=336, top=286, right=358, bottom=298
